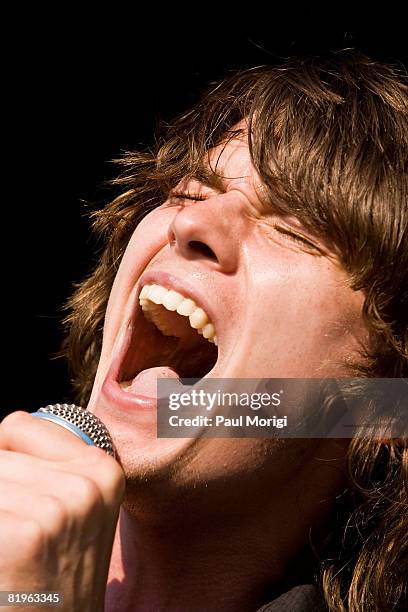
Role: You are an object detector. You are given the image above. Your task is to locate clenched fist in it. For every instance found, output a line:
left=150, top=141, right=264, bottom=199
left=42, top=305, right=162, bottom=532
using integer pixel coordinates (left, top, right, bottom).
left=0, top=411, right=125, bottom=612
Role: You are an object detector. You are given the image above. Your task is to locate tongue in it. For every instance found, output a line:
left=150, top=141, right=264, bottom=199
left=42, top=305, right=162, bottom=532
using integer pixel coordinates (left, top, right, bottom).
left=125, top=366, right=181, bottom=398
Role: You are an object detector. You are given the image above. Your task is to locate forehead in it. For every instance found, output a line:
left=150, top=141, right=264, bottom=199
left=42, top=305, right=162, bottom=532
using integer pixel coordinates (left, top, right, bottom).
left=188, top=129, right=263, bottom=195
left=208, top=134, right=251, bottom=177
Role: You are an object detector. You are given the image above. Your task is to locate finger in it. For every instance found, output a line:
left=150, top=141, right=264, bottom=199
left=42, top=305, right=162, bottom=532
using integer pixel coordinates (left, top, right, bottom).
left=0, top=459, right=106, bottom=518
left=0, top=410, right=98, bottom=461
left=0, top=508, right=103, bottom=597
left=0, top=478, right=105, bottom=544
left=0, top=448, right=125, bottom=510
left=0, top=509, right=42, bottom=570
left=0, top=413, right=125, bottom=506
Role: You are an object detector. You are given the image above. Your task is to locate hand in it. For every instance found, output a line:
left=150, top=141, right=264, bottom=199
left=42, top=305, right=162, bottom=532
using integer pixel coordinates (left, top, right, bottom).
left=0, top=411, right=125, bottom=612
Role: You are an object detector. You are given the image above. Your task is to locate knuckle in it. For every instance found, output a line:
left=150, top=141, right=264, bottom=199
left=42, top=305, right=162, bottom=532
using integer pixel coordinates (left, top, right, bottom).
left=109, top=460, right=126, bottom=496
left=41, top=494, right=68, bottom=533
left=19, top=519, right=45, bottom=559
left=83, top=444, right=108, bottom=464
left=112, top=463, right=126, bottom=497
left=72, top=448, right=125, bottom=505
left=0, top=410, right=29, bottom=429
left=95, top=457, right=126, bottom=499
left=73, top=476, right=104, bottom=513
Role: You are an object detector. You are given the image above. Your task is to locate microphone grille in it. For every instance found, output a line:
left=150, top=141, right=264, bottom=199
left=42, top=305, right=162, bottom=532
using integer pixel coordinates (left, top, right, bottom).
left=38, top=404, right=115, bottom=457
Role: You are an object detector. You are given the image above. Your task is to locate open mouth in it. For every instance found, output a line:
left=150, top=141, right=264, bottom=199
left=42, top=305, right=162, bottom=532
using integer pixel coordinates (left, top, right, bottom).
left=118, top=283, right=219, bottom=392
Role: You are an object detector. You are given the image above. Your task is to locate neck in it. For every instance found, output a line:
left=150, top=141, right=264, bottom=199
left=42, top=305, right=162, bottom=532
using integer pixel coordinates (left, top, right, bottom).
left=105, top=496, right=328, bottom=611
left=104, top=439, right=347, bottom=611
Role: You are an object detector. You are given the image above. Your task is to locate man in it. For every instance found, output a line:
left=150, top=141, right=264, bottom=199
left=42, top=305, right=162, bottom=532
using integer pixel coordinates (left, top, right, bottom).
left=0, top=50, right=406, bottom=611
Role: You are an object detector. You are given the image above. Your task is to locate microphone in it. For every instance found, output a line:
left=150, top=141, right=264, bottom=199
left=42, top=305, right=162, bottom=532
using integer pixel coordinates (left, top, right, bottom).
left=31, top=404, right=116, bottom=457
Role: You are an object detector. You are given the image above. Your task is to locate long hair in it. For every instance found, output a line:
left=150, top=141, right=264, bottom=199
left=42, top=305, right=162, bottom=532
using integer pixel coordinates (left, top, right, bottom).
left=62, top=50, right=408, bottom=610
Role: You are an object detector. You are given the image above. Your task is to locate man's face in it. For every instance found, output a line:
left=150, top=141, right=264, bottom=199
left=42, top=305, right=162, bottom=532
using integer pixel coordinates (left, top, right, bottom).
left=88, top=130, right=367, bottom=497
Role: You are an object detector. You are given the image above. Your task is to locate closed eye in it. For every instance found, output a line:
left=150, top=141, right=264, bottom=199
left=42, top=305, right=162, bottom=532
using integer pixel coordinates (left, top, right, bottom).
left=169, top=191, right=208, bottom=202
left=273, top=224, right=323, bottom=253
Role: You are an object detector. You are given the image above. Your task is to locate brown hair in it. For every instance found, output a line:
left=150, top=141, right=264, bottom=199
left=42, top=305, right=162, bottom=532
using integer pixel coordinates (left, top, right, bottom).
left=62, top=49, right=407, bottom=610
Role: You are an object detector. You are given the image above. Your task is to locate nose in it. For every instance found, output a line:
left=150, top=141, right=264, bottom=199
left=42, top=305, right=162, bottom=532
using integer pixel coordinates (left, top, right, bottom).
left=168, top=196, right=241, bottom=273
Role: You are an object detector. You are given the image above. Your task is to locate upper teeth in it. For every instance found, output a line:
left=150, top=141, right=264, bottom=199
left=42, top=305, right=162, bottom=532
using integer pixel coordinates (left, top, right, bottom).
left=139, top=283, right=218, bottom=345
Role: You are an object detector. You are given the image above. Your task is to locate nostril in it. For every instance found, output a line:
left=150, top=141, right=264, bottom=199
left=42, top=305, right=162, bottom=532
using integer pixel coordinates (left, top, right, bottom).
left=188, top=240, right=218, bottom=261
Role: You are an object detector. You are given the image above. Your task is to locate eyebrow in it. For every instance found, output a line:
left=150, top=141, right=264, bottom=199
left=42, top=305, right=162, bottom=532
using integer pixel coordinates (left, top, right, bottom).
left=189, top=164, right=226, bottom=192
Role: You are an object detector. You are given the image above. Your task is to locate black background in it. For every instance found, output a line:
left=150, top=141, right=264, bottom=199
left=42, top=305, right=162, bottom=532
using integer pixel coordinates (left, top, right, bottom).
left=3, top=11, right=407, bottom=417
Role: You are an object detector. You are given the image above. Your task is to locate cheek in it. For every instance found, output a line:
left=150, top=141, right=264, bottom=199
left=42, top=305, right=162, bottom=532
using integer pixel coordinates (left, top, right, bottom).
left=102, top=208, right=176, bottom=350
left=115, top=207, right=174, bottom=289
left=247, top=258, right=365, bottom=358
